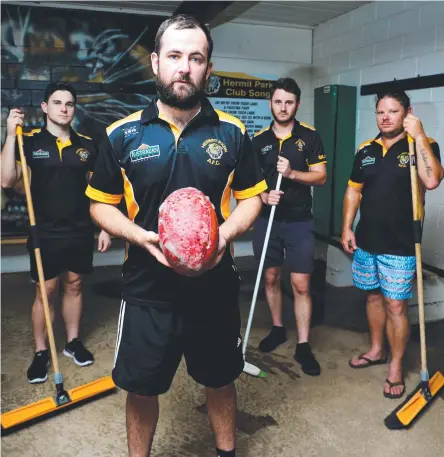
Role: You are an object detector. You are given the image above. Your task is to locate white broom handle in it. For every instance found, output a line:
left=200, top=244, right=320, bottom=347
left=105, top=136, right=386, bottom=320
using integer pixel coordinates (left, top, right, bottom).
left=243, top=173, right=283, bottom=356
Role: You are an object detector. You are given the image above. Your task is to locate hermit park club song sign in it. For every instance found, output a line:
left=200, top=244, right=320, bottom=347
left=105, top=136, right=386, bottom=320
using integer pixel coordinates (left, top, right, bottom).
left=206, top=72, right=276, bottom=136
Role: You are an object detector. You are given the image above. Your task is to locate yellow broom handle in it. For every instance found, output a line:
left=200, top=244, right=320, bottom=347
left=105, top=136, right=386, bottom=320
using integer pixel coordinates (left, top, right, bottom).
left=408, top=135, right=427, bottom=375
left=16, top=125, right=60, bottom=373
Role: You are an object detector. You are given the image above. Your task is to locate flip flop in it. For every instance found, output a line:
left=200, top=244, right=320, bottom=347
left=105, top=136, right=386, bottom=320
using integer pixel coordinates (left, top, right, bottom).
left=383, top=378, right=406, bottom=399
left=348, top=353, right=388, bottom=369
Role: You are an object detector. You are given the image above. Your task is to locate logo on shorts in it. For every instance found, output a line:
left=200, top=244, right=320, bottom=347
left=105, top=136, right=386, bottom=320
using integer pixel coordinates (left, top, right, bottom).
left=202, top=138, right=227, bottom=166
left=32, top=149, right=50, bottom=159
left=397, top=152, right=409, bottom=168
left=124, top=125, right=138, bottom=138
left=76, top=148, right=90, bottom=162
left=295, top=139, right=305, bottom=151
left=361, top=156, right=375, bottom=167
left=130, top=144, right=160, bottom=162
left=261, top=144, right=272, bottom=155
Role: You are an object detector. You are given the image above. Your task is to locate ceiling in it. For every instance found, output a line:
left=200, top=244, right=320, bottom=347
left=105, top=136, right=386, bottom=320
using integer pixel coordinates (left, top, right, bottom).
left=3, top=1, right=370, bottom=28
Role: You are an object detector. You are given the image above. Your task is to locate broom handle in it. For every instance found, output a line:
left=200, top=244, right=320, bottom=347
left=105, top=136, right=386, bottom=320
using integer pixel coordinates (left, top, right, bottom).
left=243, top=173, right=283, bottom=356
left=408, top=135, right=428, bottom=377
left=16, top=126, right=60, bottom=373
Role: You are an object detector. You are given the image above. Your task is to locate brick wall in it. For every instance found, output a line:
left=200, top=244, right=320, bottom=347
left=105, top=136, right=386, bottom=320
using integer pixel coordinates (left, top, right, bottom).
left=313, top=1, right=444, bottom=269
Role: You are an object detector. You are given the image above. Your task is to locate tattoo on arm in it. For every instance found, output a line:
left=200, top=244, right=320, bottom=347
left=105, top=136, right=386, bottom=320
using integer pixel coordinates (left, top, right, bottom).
left=418, top=146, right=433, bottom=177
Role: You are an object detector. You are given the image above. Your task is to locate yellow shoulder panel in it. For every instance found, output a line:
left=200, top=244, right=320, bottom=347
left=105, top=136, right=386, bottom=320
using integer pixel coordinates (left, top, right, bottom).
left=76, top=132, right=92, bottom=140
left=358, top=139, right=374, bottom=151
left=22, top=128, right=42, bottom=137
left=215, top=110, right=246, bottom=135
left=106, top=110, right=143, bottom=136
left=299, top=122, right=316, bottom=131
left=427, top=137, right=436, bottom=144
left=254, top=126, right=270, bottom=137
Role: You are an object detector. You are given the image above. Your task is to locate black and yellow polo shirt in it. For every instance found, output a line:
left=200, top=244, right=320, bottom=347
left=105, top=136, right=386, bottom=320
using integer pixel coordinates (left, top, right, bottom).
left=252, top=120, right=326, bottom=222
left=348, top=135, right=441, bottom=256
left=15, top=128, right=99, bottom=238
left=86, top=97, right=267, bottom=306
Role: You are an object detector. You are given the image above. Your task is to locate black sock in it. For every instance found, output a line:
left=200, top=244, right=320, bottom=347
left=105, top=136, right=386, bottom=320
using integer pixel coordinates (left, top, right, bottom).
left=259, top=326, right=287, bottom=352
left=216, top=449, right=235, bottom=457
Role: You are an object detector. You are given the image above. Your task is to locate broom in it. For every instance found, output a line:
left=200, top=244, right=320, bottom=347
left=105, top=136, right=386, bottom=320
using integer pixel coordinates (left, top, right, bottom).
left=1, top=125, right=116, bottom=433
left=242, top=173, right=283, bottom=377
left=384, top=135, right=444, bottom=430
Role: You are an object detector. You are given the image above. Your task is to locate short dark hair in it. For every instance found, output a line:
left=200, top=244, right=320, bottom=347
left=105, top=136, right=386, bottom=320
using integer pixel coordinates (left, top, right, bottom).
left=44, top=81, right=77, bottom=104
left=271, top=78, right=301, bottom=101
left=375, top=90, right=410, bottom=111
left=154, top=14, right=213, bottom=60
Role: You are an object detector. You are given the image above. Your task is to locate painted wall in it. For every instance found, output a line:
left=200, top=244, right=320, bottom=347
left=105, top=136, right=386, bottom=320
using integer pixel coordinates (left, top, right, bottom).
left=312, top=1, right=444, bottom=269
left=212, top=22, right=314, bottom=125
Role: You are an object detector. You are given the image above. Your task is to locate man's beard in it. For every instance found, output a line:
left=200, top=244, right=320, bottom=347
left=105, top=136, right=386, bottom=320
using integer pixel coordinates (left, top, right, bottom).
left=380, top=126, right=404, bottom=139
left=271, top=107, right=297, bottom=125
left=156, top=71, right=207, bottom=110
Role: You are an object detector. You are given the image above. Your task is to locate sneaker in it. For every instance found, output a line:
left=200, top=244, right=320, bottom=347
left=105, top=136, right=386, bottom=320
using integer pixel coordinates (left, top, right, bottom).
left=27, top=350, right=50, bottom=384
left=63, top=338, right=94, bottom=366
left=294, top=342, right=321, bottom=376
left=259, top=326, right=287, bottom=353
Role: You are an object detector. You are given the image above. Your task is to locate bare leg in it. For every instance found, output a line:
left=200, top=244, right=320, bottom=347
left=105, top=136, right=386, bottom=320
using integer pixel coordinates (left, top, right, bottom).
left=126, top=393, right=159, bottom=457
left=206, top=384, right=236, bottom=452
left=384, top=298, right=409, bottom=396
left=61, top=272, right=83, bottom=342
left=32, top=277, right=60, bottom=351
left=264, top=267, right=283, bottom=326
left=350, top=291, right=387, bottom=366
left=290, top=273, right=311, bottom=343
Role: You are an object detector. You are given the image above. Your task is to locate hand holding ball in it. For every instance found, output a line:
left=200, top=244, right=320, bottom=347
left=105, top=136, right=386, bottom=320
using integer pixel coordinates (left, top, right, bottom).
left=158, top=188, right=219, bottom=276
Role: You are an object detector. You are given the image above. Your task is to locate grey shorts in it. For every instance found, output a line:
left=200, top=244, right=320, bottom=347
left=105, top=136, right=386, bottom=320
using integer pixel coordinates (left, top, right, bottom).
left=252, top=217, right=315, bottom=274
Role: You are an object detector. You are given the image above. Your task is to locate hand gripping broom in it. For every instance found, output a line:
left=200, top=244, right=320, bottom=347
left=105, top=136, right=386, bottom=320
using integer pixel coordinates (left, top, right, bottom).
left=242, top=173, right=283, bottom=377
left=384, top=135, right=444, bottom=430
left=1, top=126, right=115, bottom=433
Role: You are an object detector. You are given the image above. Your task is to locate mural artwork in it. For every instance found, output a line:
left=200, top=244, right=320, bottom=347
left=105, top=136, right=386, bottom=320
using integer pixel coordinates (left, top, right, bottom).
left=1, top=5, right=161, bottom=237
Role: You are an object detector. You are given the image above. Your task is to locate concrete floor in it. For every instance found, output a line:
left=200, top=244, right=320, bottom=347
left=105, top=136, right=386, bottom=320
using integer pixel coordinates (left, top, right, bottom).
left=1, top=263, right=444, bottom=457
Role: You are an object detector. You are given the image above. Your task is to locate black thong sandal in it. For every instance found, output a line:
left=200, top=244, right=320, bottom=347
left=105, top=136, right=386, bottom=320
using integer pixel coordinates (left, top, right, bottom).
left=383, top=378, right=406, bottom=399
left=348, top=353, right=388, bottom=369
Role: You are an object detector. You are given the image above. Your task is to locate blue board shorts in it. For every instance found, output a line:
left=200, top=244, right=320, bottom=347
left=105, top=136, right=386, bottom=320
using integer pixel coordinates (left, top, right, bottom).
left=352, top=248, right=416, bottom=300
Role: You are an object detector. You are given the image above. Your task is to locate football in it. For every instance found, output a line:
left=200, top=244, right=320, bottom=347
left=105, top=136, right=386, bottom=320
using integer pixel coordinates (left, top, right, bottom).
left=158, top=187, right=219, bottom=277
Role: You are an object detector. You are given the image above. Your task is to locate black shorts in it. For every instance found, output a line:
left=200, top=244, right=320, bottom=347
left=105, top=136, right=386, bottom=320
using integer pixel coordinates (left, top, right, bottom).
left=112, top=265, right=244, bottom=396
left=27, top=235, right=94, bottom=282
left=252, top=217, right=315, bottom=274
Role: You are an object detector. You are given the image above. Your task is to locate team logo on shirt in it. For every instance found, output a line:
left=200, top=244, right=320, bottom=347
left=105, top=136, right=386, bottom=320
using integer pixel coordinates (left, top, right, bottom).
left=130, top=144, right=160, bottom=162
left=32, top=149, right=50, bottom=159
left=123, top=125, right=138, bottom=137
left=202, top=138, right=227, bottom=166
left=261, top=145, right=272, bottom=155
left=295, top=139, right=305, bottom=151
left=361, top=156, right=375, bottom=167
left=76, top=148, right=90, bottom=162
left=397, top=152, right=409, bottom=168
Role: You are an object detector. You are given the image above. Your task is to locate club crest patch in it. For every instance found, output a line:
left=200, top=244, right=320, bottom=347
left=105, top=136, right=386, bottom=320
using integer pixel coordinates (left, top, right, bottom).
left=76, top=148, right=90, bottom=162
left=397, top=152, right=409, bottom=168
left=295, top=139, right=305, bottom=151
left=202, top=138, right=227, bottom=166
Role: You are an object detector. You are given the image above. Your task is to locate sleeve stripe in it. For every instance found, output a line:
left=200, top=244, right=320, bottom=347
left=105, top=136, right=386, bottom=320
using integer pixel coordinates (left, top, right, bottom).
left=233, top=179, right=267, bottom=199
left=85, top=185, right=122, bottom=204
left=348, top=180, right=364, bottom=190
left=308, top=161, right=327, bottom=166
